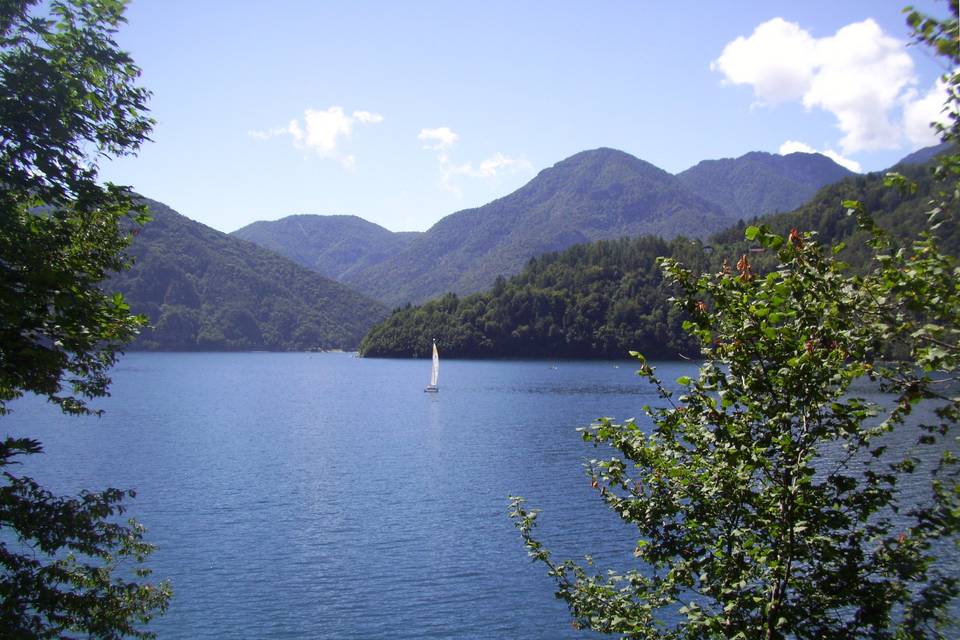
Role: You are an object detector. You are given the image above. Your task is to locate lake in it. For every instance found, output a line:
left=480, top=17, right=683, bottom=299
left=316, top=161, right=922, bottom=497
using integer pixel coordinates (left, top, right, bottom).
left=3, top=353, right=956, bottom=638
left=3, top=352, right=688, bottom=639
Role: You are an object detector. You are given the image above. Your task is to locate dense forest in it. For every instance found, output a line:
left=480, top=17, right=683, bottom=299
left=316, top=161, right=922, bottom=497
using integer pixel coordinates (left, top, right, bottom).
left=359, top=236, right=709, bottom=359
left=360, top=159, right=958, bottom=359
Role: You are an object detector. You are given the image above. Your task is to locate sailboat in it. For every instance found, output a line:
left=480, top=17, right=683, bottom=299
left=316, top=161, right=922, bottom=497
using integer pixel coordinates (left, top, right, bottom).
left=424, top=340, right=439, bottom=392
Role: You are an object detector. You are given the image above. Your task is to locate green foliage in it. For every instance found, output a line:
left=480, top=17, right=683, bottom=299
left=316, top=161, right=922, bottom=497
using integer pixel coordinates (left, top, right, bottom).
left=510, top=6, right=959, bottom=637
left=0, top=0, right=152, bottom=415
left=0, top=0, right=151, bottom=203
left=0, top=1, right=170, bottom=636
left=511, top=220, right=959, bottom=638
left=710, top=160, right=960, bottom=272
left=109, top=199, right=390, bottom=351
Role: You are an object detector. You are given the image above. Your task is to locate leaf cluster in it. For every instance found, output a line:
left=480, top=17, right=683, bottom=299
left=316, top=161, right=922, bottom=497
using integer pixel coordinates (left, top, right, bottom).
left=509, top=7, right=960, bottom=637
left=512, top=220, right=959, bottom=639
left=0, top=438, right=171, bottom=639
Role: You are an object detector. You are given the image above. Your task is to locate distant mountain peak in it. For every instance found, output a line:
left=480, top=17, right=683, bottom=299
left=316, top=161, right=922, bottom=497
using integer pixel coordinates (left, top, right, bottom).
left=676, top=150, right=853, bottom=221
left=551, top=147, right=668, bottom=172
left=231, top=213, right=419, bottom=282
left=341, top=147, right=731, bottom=305
left=894, top=142, right=953, bottom=167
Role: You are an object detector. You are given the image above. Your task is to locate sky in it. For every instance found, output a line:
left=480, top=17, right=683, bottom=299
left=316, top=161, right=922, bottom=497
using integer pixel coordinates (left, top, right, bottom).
left=98, top=0, right=953, bottom=234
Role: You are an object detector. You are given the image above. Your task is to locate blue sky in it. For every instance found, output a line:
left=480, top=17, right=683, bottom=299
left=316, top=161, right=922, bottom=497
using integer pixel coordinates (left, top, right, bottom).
left=99, top=1, right=950, bottom=233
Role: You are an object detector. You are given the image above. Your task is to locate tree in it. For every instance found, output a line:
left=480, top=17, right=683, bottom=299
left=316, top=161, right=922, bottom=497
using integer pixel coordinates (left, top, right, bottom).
left=0, top=0, right=170, bottom=637
left=511, top=5, right=959, bottom=638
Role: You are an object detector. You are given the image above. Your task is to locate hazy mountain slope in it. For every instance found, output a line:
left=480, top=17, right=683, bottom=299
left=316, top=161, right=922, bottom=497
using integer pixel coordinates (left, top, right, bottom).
left=894, top=141, right=953, bottom=166
left=676, top=151, right=853, bottom=221
left=110, top=199, right=388, bottom=351
left=344, top=148, right=733, bottom=305
left=230, top=214, right=419, bottom=281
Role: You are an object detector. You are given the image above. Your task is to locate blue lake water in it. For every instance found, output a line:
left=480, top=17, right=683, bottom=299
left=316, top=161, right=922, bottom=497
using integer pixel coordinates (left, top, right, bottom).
left=3, top=353, right=957, bottom=638
left=3, top=352, right=692, bottom=639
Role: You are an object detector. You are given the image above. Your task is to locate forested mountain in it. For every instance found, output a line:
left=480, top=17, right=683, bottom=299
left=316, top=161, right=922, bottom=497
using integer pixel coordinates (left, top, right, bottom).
left=343, top=148, right=734, bottom=305
left=676, top=151, right=853, bottom=221
left=360, top=160, right=957, bottom=359
left=230, top=214, right=419, bottom=281
left=110, top=199, right=388, bottom=351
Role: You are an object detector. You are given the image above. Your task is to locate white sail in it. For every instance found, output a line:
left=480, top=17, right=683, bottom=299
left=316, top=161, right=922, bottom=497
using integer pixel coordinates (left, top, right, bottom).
left=430, top=341, right=439, bottom=388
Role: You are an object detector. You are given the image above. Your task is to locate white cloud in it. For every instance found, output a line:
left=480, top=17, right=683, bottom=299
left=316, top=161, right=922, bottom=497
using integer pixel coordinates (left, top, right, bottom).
left=249, top=106, right=384, bottom=167
left=297, top=107, right=353, bottom=153
left=418, top=126, right=530, bottom=196
left=712, top=17, right=816, bottom=105
left=418, top=127, right=459, bottom=151
left=713, top=18, right=923, bottom=153
left=902, top=78, right=951, bottom=148
left=779, top=140, right=862, bottom=172
left=803, top=20, right=914, bottom=152
left=446, top=152, right=531, bottom=179
left=353, top=110, right=384, bottom=125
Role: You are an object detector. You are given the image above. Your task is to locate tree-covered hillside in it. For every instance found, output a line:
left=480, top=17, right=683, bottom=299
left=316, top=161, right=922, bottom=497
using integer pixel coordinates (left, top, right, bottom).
left=230, top=214, right=419, bottom=282
left=676, top=151, right=853, bottom=221
left=111, top=199, right=388, bottom=351
left=359, top=236, right=710, bottom=359
left=360, top=160, right=957, bottom=359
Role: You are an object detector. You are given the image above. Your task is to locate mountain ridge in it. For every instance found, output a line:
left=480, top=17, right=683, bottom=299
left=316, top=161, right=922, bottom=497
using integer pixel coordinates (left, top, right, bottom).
left=232, top=214, right=419, bottom=282
left=676, top=151, right=854, bottom=221
left=341, top=147, right=734, bottom=304
left=232, top=146, right=862, bottom=307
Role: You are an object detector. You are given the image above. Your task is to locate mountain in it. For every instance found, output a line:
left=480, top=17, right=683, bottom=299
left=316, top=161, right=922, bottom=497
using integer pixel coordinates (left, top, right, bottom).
left=230, top=214, right=419, bottom=282
left=360, top=159, right=958, bottom=360
left=894, top=141, right=953, bottom=166
left=110, top=199, right=388, bottom=351
left=342, top=148, right=734, bottom=305
left=676, top=151, right=854, bottom=222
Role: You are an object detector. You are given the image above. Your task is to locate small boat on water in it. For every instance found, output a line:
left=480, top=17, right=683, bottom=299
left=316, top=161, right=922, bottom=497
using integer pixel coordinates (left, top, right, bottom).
left=424, top=340, right=439, bottom=392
